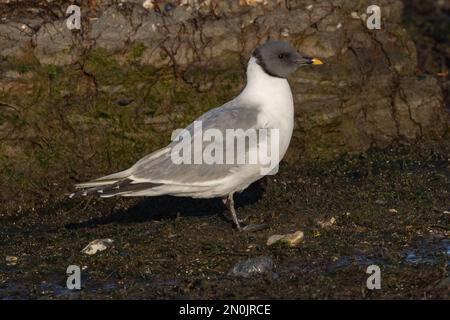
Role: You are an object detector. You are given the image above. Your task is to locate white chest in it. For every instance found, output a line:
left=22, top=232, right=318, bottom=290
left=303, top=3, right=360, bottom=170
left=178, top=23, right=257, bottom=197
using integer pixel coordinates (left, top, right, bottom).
left=239, top=57, right=295, bottom=158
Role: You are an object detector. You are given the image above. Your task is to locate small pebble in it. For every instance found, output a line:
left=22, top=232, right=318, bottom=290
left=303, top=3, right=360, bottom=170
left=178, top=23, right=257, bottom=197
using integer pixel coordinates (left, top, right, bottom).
left=228, top=256, right=273, bottom=278
left=267, top=230, right=304, bottom=247
left=82, top=239, right=114, bottom=255
left=317, top=217, right=336, bottom=228
left=351, top=12, right=360, bottom=19
left=117, top=99, right=134, bottom=106
left=6, top=255, right=18, bottom=266
left=280, top=27, right=290, bottom=37
left=375, top=199, right=387, bottom=206
left=142, top=0, right=154, bottom=10
left=389, top=208, right=398, bottom=214
left=164, top=2, right=176, bottom=12
left=241, top=0, right=264, bottom=6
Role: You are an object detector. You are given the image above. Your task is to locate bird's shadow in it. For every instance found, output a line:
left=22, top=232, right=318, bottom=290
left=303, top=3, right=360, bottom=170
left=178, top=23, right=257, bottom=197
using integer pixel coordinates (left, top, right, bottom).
left=65, top=180, right=266, bottom=230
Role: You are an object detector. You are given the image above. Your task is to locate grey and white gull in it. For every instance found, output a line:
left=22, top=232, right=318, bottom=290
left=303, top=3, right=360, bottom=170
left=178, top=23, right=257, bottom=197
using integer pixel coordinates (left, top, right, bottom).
left=71, top=40, right=323, bottom=231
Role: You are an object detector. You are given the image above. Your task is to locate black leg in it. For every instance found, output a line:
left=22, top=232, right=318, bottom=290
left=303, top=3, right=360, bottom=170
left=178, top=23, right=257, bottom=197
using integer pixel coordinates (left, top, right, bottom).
left=222, top=193, right=266, bottom=232
left=222, top=193, right=242, bottom=231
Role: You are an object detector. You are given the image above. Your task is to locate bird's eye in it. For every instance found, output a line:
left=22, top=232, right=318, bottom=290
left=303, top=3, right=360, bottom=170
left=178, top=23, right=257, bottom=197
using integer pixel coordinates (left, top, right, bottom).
left=278, top=53, right=285, bottom=59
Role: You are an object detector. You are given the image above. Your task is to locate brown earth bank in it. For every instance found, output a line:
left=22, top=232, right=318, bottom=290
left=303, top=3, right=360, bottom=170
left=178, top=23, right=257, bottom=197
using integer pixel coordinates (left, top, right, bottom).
left=0, top=0, right=449, bottom=299
left=0, top=0, right=449, bottom=213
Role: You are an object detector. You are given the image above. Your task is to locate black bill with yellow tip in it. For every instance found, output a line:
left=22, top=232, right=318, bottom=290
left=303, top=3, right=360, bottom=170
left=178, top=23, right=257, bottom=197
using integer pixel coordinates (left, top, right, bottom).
left=296, top=57, right=324, bottom=65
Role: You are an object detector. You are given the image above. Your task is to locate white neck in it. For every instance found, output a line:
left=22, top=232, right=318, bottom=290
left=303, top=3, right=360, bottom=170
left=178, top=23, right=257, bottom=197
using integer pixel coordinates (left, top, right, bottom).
left=239, top=57, right=293, bottom=107
left=238, top=57, right=295, bottom=160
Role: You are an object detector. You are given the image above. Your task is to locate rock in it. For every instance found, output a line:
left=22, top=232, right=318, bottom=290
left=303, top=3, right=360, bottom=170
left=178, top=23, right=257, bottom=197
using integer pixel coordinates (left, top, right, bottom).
left=131, top=12, right=165, bottom=65
left=34, top=20, right=77, bottom=65
left=350, top=12, right=360, bottom=19
left=388, top=208, right=398, bottom=214
left=316, top=217, right=336, bottom=228
left=3, top=70, right=22, bottom=79
left=5, top=255, right=18, bottom=266
left=90, top=8, right=132, bottom=51
left=375, top=199, right=387, bottom=206
left=267, top=230, right=304, bottom=247
left=266, top=235, right=284, bottom=246
left=228, top=256, right=274, bottom=278
left=81, top=239, right=114, bottom=255
left=164, top=2, right=176, bottom=12
left=0, top=22, right=34, bottom=57
left=142, top=0, right=154, bottom=10
left=395, top=76, right=447, bottom=140
left=240, top=0, right=265, bottom=6
left=116, top=99, right=134, bottom=106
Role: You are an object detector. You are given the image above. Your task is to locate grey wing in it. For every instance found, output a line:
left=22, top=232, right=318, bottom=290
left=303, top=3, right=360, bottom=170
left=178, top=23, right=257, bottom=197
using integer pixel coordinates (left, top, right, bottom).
left=131, top=100, right=262, bottom=184
left=73, top=99, right=264, bottom=197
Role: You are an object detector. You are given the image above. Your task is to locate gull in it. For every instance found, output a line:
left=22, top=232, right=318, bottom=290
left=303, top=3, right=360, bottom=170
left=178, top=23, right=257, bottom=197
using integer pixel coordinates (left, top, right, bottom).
left=71, top=40, right=323, bottom=231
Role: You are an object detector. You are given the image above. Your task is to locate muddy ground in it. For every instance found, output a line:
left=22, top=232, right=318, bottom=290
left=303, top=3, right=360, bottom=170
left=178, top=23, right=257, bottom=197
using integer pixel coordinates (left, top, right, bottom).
left=0, top=0, right=449, bottom=300
left=1, top=143, right=449, bottom=299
